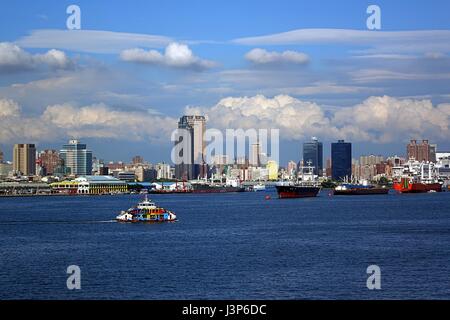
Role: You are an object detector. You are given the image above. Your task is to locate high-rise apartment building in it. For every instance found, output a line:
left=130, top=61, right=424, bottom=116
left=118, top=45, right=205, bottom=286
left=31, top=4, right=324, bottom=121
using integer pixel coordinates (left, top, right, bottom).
left=13, top=144, right=36, bottom=175
left=38, top=150, right=60, bottom=175
left=407, top=139, right=435, bottom=162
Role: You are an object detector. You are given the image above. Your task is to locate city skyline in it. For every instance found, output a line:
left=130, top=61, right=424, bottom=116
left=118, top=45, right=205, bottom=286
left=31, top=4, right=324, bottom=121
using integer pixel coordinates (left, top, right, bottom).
left=1, top=0, right=450, bottom=164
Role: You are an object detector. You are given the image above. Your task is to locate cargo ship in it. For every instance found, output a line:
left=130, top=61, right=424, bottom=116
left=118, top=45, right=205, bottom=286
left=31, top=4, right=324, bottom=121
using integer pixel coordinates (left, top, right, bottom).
left=191, top=183, right=245, bottom=193
left=392, top=159, right=442, bottom=193
left=276, top=163, right=321, bottom=199
left=393, top=178, right=441, bottom=193
left=190, top=178, right=245, bottom=193
left=334, top=183, right=389, bottom=195
left=116, top=196, right=177, bottom=222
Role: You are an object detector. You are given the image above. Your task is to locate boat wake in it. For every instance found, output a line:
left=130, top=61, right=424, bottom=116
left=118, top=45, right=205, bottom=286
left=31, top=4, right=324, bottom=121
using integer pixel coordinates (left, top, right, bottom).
left=0, top=220, right=116, bottom=225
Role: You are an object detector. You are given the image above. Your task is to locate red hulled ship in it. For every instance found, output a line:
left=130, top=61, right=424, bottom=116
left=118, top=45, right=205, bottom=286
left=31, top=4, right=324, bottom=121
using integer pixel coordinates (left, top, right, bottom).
left=392, top=159, right=442, bottom=193
left=393, top=178, right=441, bottom=193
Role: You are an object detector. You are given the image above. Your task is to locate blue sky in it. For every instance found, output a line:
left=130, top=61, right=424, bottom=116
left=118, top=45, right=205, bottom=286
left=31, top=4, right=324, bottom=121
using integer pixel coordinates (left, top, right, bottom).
left=1, top=0, right=450, bottom=165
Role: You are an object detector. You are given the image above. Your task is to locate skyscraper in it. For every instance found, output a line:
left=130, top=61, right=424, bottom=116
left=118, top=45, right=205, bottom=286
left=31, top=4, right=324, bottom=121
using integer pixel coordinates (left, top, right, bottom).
left=0, top=147, right=3, bottom=163
left=407, top=139, right=435, bottom=162
left=13, top=144, right=36, bottom=175
left=331, top=140, right=352, bottom=181
left=251, top=142, right=261, bottom=167
left=303, top=137, right=323, bottom=176
left=60, top=140, right=92, bottom=176
left=38, top=150, right=60, bottom=175
left=174, top=115, right=206, bottom=180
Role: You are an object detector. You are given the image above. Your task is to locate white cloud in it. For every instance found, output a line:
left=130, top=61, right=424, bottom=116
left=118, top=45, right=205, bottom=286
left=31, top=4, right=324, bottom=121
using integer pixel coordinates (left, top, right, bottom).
left=35, top=49, right=72, bottom=68
left=186, top=94, right=331, bottom=141
left=0, top=42, right=72, bottom=72
left=350, top=69, right=450, bottom=83
left=245, top=48, right=309, bottom=65
left=41, top=103, right=177, bottom=142
left=187, top=94, right=450, bottom=143
left=333, top=96, right=450, bottom=143
left=16, top=29, right=173, bottom=54
left=0, top=99, right=177, bottom=143
left=233, top=29, right=450, bottom=54
left=120, top=42, right=216, bottom=70
left=0, top=99, right=21, bottom=117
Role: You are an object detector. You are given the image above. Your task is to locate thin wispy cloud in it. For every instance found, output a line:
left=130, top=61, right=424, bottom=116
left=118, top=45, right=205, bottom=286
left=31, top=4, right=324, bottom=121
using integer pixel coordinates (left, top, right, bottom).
left=233, top=28, right=450, bottom=53
left=16, top=29, right=173, bottom=54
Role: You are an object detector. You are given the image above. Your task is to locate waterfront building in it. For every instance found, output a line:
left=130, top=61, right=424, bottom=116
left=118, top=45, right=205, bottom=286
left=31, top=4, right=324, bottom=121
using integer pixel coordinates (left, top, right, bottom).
left=407, top=139, right=435, bottom=162
left=13, top=144, right=36, bottom=176
left=50, top=175, right=127, bottom=195
left=0, top=148, right=3, bottom=162
left=303, top=137, right=323, bottom=176
left=59, top=140, right=92, bottom=176
left=174, top=115, right=206, bottom=180
left=38, top=150, right=60, bottom=175
left=331, top=140, right=352, bottom=181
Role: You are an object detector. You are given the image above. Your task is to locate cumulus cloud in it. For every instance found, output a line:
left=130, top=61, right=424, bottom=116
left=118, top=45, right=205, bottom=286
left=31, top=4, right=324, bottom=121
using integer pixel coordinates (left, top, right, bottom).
left=186, top=94, right=450, bottom=143
left=333, top=96, right=450, bottom=143
left=0, top=99, right=177, bottom=143
left=245, top=48, right=309, bottom=65
left=0, top=42, right=72, bottom=72
left=120, top=42, right=216, bottom=70
left=0, top=99, right=20, bottom=117
left=2, top=95, right=449, bottom=145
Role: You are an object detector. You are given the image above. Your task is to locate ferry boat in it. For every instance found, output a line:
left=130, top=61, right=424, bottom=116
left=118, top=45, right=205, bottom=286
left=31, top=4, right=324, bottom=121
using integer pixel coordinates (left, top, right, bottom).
left=275, top=163, right=321, bottom=199
left=116, top=196, right=177, bottom=223
left=392, top=159, right=442, bottom=193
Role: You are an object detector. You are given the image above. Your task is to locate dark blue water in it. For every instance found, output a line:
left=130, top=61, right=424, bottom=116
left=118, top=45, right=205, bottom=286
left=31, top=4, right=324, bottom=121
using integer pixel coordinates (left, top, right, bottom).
left=1, top=190, right=450, bottom=300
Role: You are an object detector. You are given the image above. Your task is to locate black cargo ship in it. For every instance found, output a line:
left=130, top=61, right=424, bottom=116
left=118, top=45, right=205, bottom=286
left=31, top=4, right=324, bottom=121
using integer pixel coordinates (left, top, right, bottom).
left=275, top=163, right=321, bottom=199
left=275, top=185, right=321, bottom=198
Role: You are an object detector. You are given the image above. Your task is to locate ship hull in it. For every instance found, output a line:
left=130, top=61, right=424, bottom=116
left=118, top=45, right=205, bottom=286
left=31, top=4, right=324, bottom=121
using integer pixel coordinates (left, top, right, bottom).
left=275, top=185, right=320, bottom=199
left=333, top=188, right=389, bottom=195
left=192, top=186, right=245, bottom=193
left=393, top=180, right=442, bottom=193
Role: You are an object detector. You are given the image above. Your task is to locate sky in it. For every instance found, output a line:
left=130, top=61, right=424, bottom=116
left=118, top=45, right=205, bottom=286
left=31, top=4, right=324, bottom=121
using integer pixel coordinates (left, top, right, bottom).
left=1, top=0, right=450, bottom=166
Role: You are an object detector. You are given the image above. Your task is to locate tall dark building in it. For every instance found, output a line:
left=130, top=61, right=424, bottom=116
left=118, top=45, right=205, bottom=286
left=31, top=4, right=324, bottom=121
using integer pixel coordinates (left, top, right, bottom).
left=303, top=137, right=323, bottom=176
left=174, top=115, right=206, bottom=180
left=331, top=140, right=352, bottom=181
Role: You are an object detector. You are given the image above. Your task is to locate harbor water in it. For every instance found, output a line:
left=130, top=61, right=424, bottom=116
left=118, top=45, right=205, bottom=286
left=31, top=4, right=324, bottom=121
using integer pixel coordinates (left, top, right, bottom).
left=1, top=190, right=450, bottom=299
